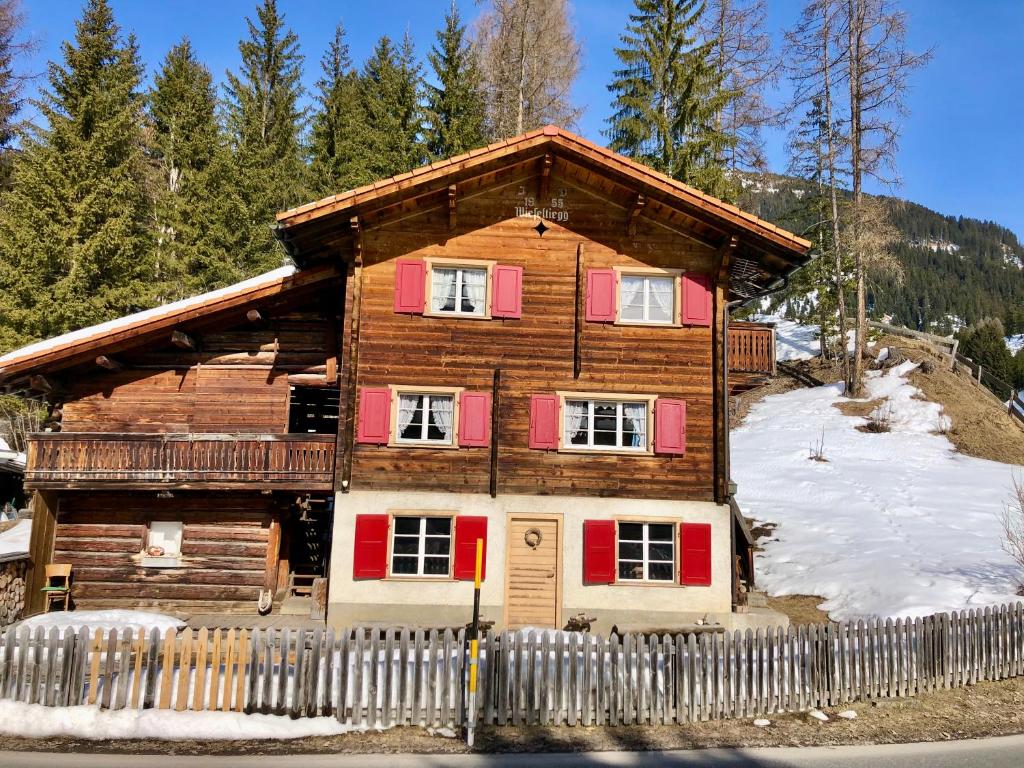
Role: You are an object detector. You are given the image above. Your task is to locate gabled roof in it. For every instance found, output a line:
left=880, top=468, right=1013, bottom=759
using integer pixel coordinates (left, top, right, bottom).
left=275, top=125, right=811, bottom=274
left=0, top=263, right=340, bottom=385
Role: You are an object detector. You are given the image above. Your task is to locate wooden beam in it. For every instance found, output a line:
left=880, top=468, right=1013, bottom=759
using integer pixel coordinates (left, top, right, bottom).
left=538, top=153, right=553, bottom=199
left=24, top=490, right=58, bottom=617
left=170, top=331, right=196, bottom=351
left=340, top=241, right=364, bottom=494
left=29, top=375, right=58, bottom=394
left=350, top=215, right=362, bottom=263
left=447, top=184, right=457, bottom=231
left=626, top=193, right=646, bottom=237
left=489, top=368, right=500, bottom=498
left=246, top=309, right=263, bottom=323
left=95, top=355, right=122, bottom=372
left=573, top=243, right=584, bottom=379
left=716, top=235, right=738, bottom=283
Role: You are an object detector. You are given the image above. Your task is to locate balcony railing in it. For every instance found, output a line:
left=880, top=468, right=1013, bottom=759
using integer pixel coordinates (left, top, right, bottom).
left=728, top=321, right=776, bottom=376
left=25, top=433, right=335, bottom=491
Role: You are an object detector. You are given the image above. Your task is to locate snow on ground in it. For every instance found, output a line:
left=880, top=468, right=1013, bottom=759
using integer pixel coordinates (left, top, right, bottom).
left=767, top=317, right=821, bottom=361
left=0, top=700, right=360, bottom=740
left=15, top=610, right=185, bottom=634
left=1007, top=335, right=1024, bottom=355
left=733, top=360, right=1023, bottom=621
left=0, top=519, right=30, bottom=561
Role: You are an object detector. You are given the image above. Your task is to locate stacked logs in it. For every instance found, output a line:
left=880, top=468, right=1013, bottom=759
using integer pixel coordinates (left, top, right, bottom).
left=0, top=560, right=27, bottom=626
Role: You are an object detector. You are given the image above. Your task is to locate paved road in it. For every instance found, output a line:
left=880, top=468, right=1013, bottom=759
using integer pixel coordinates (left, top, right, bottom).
left=1, top=735, right=1022, bottom=768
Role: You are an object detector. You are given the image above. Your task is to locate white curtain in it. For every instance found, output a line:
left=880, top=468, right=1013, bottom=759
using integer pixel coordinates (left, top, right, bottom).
left=431, top=268, right=458, bottom=312
left=648, top=277, right=674, bottom=322
left=462, top=268, right=487, bottom=313
left=397, top=394, right=419, bottom=436
left=623, top=402, right=647, bottom=447
left=563, top=400, right=586, bottom=443
left=430, top=395, right=454, bottom=439
left=619, top=276, right=645, bottom=320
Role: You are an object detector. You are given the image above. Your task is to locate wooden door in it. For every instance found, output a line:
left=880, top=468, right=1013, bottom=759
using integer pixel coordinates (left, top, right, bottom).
left=505, top=515, right=562, bottom=629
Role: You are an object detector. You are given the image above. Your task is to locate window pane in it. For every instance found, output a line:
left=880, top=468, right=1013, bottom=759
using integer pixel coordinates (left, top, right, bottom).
left=432, top=267, right=458, bottom=312
left=649, top=541, right=674, bottom=561
left=622, top=403, right=647, bottom=449
left=593, top=403, right=618, bottom=446
left=424, top=556, right=449, bottom=575
left=618, top=522, right=643, bottom=541
left=425, top=518, right=451, bottom=536
left=566, top=401, right=588, bottom=445
left=619, top=561, right=644, bottom=580
left=648, top=562, right=674, bottom=581
left=398, top=395, right=424, bottom=440
left=424, top=537, right=451, bottom=555
left=648, top=277, right=675, bottom=322
left=392, top=536, right=419, bottom=555
left=461, top=268, right=487, bottom=314
left=392, top=556, right=418, bottom=575
left=648, top=524, right=674, bottom=541
left=394, top=517, right=420, bottom=535
left=426, top=396, right=454, bottom=442
left=620, top=276, right=645, bottom=321
left=618, top=541, right=643, bottom=561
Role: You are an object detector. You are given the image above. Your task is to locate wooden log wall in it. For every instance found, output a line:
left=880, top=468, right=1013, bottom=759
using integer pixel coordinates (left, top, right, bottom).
left=352, top=170, right=718, bottom=500
left=50, top=492, right=283, bottom=611
left=58, top=300, right=342, bottom=435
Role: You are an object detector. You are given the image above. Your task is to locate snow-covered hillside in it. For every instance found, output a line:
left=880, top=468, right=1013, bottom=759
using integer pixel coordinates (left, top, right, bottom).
left=1008, top=335, right=1024, bottom=355
left=733, top=358, right=1023, bottom=621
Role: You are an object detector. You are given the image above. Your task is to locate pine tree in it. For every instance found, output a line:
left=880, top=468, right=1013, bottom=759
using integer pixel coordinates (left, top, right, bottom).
left=423, top=2, right=485, bottom=160
left=357, top=34, right=424, bottom=180
left=308, top=24, right=370, bottom=195
left=224, top=0, right=306, bottom=273
left=606, top=0, right=734, bottom=198
left=0, top=0, right=151, bottom=351
left=149, top=38, right=248, bottom=298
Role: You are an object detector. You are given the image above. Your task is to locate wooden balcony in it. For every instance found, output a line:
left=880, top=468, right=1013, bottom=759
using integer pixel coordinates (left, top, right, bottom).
left=728, top=321, right=776, bottom=392
left=25, top=433, right=335, bottom=491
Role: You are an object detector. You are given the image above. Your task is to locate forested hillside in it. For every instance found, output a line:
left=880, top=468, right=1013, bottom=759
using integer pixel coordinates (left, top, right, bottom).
left=738, top=174, right=1024, bottom=336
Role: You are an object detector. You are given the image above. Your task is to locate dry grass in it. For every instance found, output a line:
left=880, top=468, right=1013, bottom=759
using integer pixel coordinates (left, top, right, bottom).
left=766, top=595, right=832, bottom=625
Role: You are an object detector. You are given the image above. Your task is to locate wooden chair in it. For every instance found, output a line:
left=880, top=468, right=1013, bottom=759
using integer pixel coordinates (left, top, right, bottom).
left=41, top=564, right=72, bottom=612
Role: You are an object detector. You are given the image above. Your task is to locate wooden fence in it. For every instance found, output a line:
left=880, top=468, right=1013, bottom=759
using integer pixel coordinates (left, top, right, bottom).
left=2, top=602, right=1023, bottom=728
left=1009, top=391, right=1024, bottom=426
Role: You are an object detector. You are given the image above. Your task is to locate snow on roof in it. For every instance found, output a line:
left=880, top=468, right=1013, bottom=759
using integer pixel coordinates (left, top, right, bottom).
left=0, top=264, right=297, bottom=369
left=0, top=519, right=30, bottom=563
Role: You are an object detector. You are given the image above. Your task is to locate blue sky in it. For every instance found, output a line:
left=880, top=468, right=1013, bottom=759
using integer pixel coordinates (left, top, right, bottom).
left=18, top=0, right=1024, bottom=239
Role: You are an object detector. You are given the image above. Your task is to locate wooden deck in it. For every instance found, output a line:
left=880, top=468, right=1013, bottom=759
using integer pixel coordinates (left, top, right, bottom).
left=24, top=433, right=335, bottom=491
left=728, top=321, right=776, bottom=392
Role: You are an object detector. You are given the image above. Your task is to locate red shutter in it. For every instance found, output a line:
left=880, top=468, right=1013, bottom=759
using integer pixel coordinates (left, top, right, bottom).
left=356, top=387, right=391, bottom=444
left=680, top=522, right=712, bottom=586
left=654, top=398, right=687, bottom=455
left=393, top=259, right=426, bottom=314
left=453, top=516, right=488, bottom=581
left=585, top=268, right=617, bottom=322
left=528, top=394, right=559, bottom=449
left=458, top=391, right=491, bottom=447
left=681, top=272, right=712, bottom=326
left=353, top=514, right=389, bottom=579
left=583, top=520, right=616, bottom=584
left=491, top=265, right=523, bottom=318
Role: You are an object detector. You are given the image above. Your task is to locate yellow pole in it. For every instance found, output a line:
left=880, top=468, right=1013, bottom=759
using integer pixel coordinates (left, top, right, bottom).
left=466, top=537, right=483, bottom=747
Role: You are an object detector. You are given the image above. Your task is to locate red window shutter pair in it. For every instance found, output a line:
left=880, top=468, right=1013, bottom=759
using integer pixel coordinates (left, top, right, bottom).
left=585, top=269, right=713, bottom=326
left=356, top=388, right=492, bottom=446
left=352, top=514, right=487, bottom=580
left=393, top=259, right=523, bottom=318
left=529, top=395, right=687, bottom=454
left=582, top=520, right=712, bottom=586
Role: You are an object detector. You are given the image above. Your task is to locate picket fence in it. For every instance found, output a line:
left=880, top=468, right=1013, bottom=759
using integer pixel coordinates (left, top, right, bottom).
left=1, top=601, right=1023, bottom=728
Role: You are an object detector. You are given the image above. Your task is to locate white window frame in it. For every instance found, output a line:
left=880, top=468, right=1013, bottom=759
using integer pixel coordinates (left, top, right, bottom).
left=388, top=385, right=463, bottom=449
left=555, top=391, right=657, bottom=455
left=388, top=513, right=454, bottom=579
left=424, top=258, right=494, bottom=320
left=616, top=521, right=676, bottom=583
left=613, top=266, right=682, bottom=327
left=141, top=520, right=184, bottom=569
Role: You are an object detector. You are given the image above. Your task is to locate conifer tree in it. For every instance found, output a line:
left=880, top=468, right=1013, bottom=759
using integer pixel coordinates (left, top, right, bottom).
left=149, top=39, right=248, bottom=298
left=357, top=33, right=424, bottom=180
left=309, top=23, right=370, bottom=195
left=224, top=0, right=306, bottom=273
left=0, top=0, right=151, bottom=350
left=606, top=0, right=734, bottom=198
left=423, top=2, right=485, bottom=160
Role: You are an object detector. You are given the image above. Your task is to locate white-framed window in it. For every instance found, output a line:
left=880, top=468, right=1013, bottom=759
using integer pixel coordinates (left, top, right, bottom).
left=395, top=391, right=456, bottom=445
left=617, top=522, right=675, bottom=582
left=563, top=398, right=649, bottom=451
left=390, top=515, right=453, bottom=577
left=429, top=263, right=488, bottom=317
left=619, top=273, right=676, bottom=324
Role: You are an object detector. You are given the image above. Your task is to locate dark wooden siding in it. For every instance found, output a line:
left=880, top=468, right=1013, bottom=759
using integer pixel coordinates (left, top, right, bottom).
left=350, top=171, right=718, bottom=500
left=52, top=492, right=281, bottom=610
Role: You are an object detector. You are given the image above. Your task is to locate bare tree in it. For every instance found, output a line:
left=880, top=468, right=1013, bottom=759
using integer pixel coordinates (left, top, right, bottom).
left=701, top=0, right=780, bottom=175
left=0, top=0, right=37, bottom=187
left=0, top=394, right=44, bottom=453
left=845, top=0, right=930, bottom=395
left=473, top=0, right=583, bottom=139
left=1001, top=476, right=1024, bottom=593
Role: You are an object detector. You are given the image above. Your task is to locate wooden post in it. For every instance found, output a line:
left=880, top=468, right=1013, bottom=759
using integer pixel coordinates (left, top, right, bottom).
left=573, top=243, right=583, bottom=379
left=489, top=369, right=500, bottom=498
left=712, top=283, right=728, bottom=503
left=25, top=491, right=58, bottom=616
left=339, top=228, right=363, bottom=494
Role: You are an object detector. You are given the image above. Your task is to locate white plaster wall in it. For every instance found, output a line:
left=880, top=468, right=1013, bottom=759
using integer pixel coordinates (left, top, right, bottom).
left=330, top=490, right=732, bottom=628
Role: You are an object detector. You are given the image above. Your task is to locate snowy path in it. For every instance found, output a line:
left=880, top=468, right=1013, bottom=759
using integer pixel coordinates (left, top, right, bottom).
left=733, top=361, right=1023, bottom=620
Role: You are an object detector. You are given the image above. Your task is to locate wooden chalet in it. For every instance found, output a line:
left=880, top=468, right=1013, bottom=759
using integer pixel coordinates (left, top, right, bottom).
left=0, top=126, right=809, bottom=631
